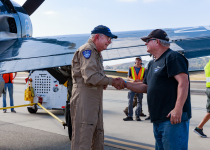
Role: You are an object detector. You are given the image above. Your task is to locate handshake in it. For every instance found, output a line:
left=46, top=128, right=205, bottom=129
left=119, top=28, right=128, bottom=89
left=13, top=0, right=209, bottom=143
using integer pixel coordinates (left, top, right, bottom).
left=112, top=78, right=126, bottom=90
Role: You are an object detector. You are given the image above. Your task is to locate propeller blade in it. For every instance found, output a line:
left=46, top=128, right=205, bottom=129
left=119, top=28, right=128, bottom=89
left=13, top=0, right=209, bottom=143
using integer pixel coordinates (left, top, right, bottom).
left=22, top=0, right=45, bottom=16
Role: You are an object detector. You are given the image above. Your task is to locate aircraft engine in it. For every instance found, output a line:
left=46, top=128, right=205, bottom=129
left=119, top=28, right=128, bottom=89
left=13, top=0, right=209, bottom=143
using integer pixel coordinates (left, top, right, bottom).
left=0, top=0, right=44, bottom=93
left=0, top=0, right=44, bottom=39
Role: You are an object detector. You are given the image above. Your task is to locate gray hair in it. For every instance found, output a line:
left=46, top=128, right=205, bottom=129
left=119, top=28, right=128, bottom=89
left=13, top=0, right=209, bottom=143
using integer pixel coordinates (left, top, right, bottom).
left=90, top=33, right=105, bottom=40
left=90, top=34, right=96, bottom=40
left=158, top=39, right=170, bottom=47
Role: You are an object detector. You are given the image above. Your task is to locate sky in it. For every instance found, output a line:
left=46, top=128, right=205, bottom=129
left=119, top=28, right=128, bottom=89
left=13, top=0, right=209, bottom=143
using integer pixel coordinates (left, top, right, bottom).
left=13, top=0, right=210, bottom=66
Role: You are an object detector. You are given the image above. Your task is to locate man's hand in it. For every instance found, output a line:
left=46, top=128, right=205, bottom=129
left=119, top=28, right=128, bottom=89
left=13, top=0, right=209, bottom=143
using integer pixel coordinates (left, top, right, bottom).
left=112, top=78, right=125, bottom=90
left=167, top=108, right=182, bottom=125
left=14, top=72, right=17, bottom=79
left=134, top=79, right=142, bottom=82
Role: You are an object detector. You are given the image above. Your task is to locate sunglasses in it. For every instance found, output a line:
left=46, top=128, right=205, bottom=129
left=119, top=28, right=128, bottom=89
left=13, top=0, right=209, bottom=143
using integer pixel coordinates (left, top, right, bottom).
left=146, top=38, right=157, bottom=43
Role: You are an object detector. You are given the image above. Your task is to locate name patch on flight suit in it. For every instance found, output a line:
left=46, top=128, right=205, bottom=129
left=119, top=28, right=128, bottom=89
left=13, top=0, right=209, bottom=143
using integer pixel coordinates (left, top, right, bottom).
left=82, top=50, right=91, bottom=59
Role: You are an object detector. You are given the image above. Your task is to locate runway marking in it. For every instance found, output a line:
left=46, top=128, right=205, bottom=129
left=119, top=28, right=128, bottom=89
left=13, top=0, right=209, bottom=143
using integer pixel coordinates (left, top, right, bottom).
left=105, top=138, right=155, bottom=150
left=104, top=142, right=137, bottom=150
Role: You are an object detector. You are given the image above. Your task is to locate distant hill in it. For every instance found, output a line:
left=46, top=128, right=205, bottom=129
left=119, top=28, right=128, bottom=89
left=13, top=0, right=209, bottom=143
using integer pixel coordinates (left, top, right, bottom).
left=104, top=56, right=210, bottom=71
left=104, top=60, right=149, bottom=71
left=188, top=57, right=210, bottom=71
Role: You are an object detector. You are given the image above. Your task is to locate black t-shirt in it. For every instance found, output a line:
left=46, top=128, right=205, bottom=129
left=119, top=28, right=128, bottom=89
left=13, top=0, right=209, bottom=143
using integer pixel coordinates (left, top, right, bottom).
left=143, top=49, right=191, bottom=123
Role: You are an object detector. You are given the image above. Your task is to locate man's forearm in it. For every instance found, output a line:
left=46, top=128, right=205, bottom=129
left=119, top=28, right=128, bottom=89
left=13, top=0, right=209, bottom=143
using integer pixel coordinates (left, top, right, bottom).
left=174, top=81, right=189, bottom=110
left=126, top=82, right=147, bottom=93
left=174, top=73, right=189, bottom=111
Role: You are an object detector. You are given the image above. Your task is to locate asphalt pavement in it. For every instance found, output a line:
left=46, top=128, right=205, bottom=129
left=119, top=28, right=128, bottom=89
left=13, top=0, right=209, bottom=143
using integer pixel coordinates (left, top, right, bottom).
left=0, top=75, right=209, bottom=150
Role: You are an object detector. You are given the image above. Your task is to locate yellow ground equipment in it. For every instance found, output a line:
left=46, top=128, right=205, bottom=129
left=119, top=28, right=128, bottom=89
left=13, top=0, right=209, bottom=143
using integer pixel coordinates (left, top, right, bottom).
left=24, top=78, right=34, bottom=104
left=0, top=103, right=66, bottom=127
left=25, top=70, right=67, bottom=114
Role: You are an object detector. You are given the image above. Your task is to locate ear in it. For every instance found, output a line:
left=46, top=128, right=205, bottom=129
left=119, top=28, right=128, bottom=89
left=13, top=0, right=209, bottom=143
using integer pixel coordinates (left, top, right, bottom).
left=95, top=34, right=99, bottom=40
left=156, top=39, right=159, bottom=44
left=93, top=34, right=99, bottom=42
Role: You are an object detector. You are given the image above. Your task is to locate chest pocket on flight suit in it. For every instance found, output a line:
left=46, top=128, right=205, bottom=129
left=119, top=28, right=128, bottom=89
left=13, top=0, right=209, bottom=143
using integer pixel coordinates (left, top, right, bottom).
left=96, top=53, right=104, bottom=75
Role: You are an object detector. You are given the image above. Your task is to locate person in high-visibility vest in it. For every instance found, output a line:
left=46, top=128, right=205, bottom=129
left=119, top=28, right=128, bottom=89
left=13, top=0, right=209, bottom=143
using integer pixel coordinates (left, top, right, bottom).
left=2, top=72, right=17, bottom=113
left=123, top=56, right=146, bottom=121
left=193, top=60, right=210, bottom=138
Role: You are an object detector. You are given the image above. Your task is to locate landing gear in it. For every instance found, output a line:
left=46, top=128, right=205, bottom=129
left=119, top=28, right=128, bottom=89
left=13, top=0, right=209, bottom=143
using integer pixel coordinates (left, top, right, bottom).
left=65, top=100, right=72, bottom=140
left=67, top=112, right=72, bottom=141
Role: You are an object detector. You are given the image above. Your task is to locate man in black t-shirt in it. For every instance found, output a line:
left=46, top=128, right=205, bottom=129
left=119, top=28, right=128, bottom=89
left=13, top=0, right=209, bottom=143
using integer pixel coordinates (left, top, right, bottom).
left=122, top=29, right=191, bottom=150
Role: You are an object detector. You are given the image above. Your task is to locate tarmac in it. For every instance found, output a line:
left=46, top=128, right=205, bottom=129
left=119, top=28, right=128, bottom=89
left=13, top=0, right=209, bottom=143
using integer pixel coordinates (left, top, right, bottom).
left=0, top=74, right=209, bottom=150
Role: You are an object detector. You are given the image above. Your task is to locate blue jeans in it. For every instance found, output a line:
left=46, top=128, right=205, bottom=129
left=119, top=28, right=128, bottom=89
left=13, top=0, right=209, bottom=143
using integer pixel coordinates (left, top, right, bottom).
left=205, top=88, right=210, bottom=112
left=128, top=90, right=143, bottom=117
left=153, top=120, right=189, bottom=150
left=3, top=83, right=14, bottom=111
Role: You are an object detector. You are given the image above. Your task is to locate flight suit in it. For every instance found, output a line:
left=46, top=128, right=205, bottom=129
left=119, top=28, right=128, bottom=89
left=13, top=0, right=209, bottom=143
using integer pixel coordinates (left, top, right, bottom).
left=71, top=39, right=113, bottom=150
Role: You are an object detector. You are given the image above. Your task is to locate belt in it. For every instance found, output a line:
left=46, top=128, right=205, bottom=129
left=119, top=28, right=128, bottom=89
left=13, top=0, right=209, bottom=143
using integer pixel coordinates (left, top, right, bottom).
left=73, top=84, right=100, bottom=90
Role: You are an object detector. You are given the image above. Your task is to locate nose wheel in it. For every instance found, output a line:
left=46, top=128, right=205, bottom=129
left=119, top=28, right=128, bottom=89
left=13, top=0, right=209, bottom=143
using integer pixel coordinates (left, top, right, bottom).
left=27, top=104, right=38, bottom=113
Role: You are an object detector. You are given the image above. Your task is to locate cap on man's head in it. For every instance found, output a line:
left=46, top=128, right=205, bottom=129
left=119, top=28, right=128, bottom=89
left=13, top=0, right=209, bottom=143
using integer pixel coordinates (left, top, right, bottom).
left=141, top=29, right=169, bottom=42
left=136, top=56, right=142, bottom=60
left=91, top=25, right=118, bottom=39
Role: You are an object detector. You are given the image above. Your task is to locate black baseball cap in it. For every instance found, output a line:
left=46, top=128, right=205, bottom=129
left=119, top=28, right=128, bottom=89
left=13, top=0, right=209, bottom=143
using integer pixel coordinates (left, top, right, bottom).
left=91, top=25, right=118, bottom=39
left=141, top=29, right=169, bottom=42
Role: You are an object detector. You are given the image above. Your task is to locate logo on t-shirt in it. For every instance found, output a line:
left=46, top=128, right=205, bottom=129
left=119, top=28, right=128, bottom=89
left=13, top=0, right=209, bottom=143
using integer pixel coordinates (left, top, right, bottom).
left=154, top=66, right=161, bottom=73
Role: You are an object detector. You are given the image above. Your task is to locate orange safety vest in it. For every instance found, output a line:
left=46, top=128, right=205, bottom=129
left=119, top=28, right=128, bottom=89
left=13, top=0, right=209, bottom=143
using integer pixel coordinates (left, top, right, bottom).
left=130, top=66, right=145, bottom=81
left=2, top=73, right=14, bottom=83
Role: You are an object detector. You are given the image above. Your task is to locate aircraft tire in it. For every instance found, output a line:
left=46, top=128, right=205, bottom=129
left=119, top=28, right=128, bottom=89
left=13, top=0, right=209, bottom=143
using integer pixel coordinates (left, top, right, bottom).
left=27, top=107, right=37, bottom=113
